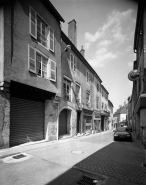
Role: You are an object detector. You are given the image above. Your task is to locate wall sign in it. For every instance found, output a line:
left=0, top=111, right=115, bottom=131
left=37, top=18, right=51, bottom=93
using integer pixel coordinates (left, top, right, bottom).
left=128, top=70, right=140, bottom=81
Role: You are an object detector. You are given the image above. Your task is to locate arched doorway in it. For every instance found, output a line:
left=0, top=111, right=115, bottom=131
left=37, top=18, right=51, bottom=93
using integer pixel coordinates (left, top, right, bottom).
left=59, top=109, right=71, bottom=137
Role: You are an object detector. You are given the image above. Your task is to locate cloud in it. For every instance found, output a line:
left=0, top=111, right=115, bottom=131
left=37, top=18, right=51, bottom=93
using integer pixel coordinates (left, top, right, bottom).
left=84, top=9, right=134, bottom=49
left=97, top=39, right=112, bottom=47
left=88, top=47, right=117, bottom=67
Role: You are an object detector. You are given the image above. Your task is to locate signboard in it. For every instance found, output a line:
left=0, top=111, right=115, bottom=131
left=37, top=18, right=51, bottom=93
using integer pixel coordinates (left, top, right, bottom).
left=128, top=70, right=140, bottom=81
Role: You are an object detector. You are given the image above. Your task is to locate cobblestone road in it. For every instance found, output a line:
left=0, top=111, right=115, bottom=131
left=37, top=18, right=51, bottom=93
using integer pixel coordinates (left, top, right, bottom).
left=74, top=135, right=146, bottom=185
left=0, top=131, right=146, bottom=185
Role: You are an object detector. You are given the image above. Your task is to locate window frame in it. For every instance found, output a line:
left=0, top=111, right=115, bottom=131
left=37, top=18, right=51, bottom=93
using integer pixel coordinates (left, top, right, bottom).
left=86, top=71, right=89, bottom=82
left=50, top=59, right=56, bottom=82
left=86, top=91, right=90, bottom=107
left=29, top=6, right=54, bottom=52
left=28, top=45, right=56, bottom=81
left=76, top=83, right=81, bottom=103
left=36, top=51, right=48, bottom=79
left=96, top=97, right=99, bottom=109
left=97, top=83, right=99, bottom=91
left=70, top=53, right=76, bottom=71
left=63, top=77, right=72, bottom=102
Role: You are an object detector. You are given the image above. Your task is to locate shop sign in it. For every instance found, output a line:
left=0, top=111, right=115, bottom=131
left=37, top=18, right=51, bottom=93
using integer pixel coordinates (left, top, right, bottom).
left=128, top=70, right=140, bottom=81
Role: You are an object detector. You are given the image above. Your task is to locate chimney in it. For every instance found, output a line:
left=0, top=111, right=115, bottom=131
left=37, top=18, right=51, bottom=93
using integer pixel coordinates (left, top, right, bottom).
left=68, top=19, right=77, bottom=47
left=80, top=46, right=85, bottom=57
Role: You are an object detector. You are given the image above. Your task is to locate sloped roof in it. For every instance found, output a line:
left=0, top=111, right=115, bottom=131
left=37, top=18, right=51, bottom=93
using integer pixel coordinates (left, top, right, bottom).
left=114, top=106, right=123, bottom=116
left=120, top=104, right=127, bottom=114
left=114, top=104, right=127, bottom=116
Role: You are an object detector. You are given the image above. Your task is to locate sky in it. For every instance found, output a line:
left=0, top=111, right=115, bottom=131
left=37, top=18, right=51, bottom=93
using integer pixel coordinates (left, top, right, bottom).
left=50, top=0, right=138, bottom=112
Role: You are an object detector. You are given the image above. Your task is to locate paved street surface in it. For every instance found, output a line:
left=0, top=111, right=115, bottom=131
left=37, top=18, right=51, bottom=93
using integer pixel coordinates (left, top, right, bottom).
left=0, top=131, right=146, bottom=185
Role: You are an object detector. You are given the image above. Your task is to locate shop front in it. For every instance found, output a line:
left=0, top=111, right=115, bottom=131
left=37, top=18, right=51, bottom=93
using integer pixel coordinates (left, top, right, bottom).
left=93, top=111, right=101, bottom=133
left=82, top=109, right=93, bottom=134
left=101, top=110, right=110, bottom=131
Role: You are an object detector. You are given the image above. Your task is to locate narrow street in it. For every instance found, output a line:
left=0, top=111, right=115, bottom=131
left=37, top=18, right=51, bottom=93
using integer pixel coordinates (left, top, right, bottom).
left=0, top=131, right=146, bottom=185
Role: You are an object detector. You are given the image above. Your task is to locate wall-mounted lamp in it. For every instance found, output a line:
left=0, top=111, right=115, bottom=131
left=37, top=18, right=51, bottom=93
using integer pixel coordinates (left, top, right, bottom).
left=61, top=45, right=71, bottom=58
left=64, top=45, right=71, bottom=52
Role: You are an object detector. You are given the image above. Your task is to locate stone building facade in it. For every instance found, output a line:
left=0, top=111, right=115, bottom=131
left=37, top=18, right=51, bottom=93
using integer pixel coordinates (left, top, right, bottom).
left=60, top=20, right=103, bottom=138
left=0, top=0, right=64, bottom=148
left=101, top=85, right=110, bottom=131
left=0, top=0, right=112, bottom=149
left=131, top=1, right=146, bottom=144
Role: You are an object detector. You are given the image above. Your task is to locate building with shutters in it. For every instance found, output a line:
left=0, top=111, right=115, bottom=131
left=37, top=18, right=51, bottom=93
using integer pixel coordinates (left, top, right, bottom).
left=0, top=0, right=64, bottom=148
left=59, top=20, right=104, bottom=138
left=101, top=85, right=110, bottom=131
left=0, top=0, right=111, bottom=149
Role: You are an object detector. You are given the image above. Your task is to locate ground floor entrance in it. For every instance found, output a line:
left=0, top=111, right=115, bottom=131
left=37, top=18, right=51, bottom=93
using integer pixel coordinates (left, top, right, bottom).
left=59, top=109, right=71, bottom=137
left=10, top=96, right=44, bottom=147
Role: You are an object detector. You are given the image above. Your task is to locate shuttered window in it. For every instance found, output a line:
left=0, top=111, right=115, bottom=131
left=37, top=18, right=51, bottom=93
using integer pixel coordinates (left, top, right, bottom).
left=70, top=54, right=76, bottom=71
left=50, top=60, right=56, bottom=82
left=28, top=45, right=56, bottom=81
left=29, top=7, right=37, bottom=38
left=28, top=45, right=36, bottom=73
left=29, top=6, right=54, bottom=52
left=50, top=27, right=54, bottom=52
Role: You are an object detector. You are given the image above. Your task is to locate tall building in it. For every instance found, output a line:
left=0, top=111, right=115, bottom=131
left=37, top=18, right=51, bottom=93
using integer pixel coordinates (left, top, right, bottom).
left=131, top=1, right=146, bottom=142
left=0, top=0, right=111, bottom=149
left=60, top=20, right=103, bottom=137
left=0, top=0, right=64, bottom=148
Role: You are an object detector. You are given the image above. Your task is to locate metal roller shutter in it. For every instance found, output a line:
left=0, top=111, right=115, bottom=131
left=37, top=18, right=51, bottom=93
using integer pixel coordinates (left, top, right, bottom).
left=10, top=97, right=44, bottom=147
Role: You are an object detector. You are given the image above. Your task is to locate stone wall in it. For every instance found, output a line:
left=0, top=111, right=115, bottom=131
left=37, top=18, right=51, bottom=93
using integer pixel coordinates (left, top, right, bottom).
left=0, top=90, right=10, bottom=149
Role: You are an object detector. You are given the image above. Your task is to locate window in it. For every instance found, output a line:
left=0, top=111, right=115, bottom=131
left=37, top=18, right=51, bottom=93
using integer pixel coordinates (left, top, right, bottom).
left=63, top=78, right=71, bottom=101
left=37, top=17, right=47, bottom=47
left=70, top=54, right=76, bottom=71
left=29, top=6, right=54, bottom=52
left=50, top=60, right=56, bottom=81
left=102, top=103, right=104, bottom=110
left=50, top=27, right=54, bottom=51
left=86, top=71, right=89, bottom=82
left=76, top=83, right=81, bottom=103
left=86, top=91, right=90, bottom=106
left=36, top=52, right=48, bottom=78
left=28, top=45, right=56, bottom=81
left=97, top=83, right=99, bottom=91
left=96, top=97, right=99, bottom=109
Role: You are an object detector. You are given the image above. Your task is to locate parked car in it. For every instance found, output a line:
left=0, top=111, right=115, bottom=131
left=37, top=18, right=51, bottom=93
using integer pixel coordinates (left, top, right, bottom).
left=113, top=127, right=132, bottom=141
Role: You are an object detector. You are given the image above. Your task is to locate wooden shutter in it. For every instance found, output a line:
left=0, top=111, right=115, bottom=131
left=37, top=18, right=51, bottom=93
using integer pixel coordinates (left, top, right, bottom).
left=50, top=60, right=56, bottom=81
left=46, top=26, right=50, bottom=49
left=70, top=54, right=73, bottom=69
left=74, top=57, right=76, bottom=71
left=29, top=6, right=37, bottom=38
left=28, top=45, right=36, bottom=73
left=50, top=27, right=54, bottom=52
